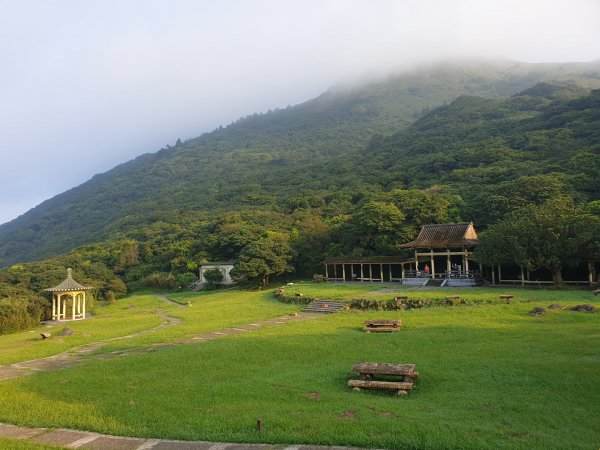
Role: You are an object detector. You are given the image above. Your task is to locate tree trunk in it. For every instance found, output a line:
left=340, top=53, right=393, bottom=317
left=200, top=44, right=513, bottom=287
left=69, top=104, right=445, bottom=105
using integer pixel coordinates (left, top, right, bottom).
left=262, top=275, right=269, bottom=287
left=552, top=268, right=563, bottom=285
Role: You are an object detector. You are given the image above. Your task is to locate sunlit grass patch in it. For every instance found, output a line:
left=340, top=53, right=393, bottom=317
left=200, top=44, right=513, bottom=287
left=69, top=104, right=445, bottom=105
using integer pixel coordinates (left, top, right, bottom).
left=0, top=299, right=597, bottom=449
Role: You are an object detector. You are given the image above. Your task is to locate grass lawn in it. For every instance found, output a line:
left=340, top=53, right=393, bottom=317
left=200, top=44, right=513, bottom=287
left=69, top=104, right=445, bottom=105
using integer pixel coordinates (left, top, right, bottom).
left=0, top=295, right=176, bottom=365
left=0, top=284, right=597, bottom=449
left=0, top=438, right=65, bottom=449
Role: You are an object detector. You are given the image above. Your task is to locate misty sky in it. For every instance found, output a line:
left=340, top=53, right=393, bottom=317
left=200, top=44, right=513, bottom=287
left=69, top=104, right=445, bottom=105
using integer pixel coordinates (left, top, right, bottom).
left=1, top=0, right=599, bottom=225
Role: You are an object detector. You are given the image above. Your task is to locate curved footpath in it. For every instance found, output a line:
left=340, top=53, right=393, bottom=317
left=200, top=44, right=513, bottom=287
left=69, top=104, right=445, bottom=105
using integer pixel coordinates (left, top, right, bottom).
left=1, top=306, right=362, bottom=449
left=0, top=422, right=371, bottom=450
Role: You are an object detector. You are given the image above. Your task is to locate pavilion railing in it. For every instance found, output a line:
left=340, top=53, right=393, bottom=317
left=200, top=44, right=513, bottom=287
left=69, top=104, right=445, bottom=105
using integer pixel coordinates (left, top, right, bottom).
left=404, top=270, right=480, bottom=279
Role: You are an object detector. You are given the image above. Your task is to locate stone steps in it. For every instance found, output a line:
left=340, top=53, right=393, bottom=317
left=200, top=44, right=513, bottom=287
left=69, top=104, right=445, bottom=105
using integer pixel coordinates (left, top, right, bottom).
left=302, top=300, right=345, bottom=314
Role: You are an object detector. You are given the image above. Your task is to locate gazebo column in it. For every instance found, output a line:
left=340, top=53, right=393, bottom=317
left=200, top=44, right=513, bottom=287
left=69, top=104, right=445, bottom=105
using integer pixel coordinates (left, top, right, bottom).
left=342, top=264, right=346, bottom=281
left=401, top=264, right=405, bottom=280
left=380, top=263, right=384, bottom=282
left=324, top=264, right=329, bottom=279
left=360, top=264, right=364, bottom=282
left=464, top=249, right=469, bottom=274
left=446, top=249, right=451, bottom=276
left=430, top=250, right=435, bottom=279
left=333, top=264, right=337, bottom=279
left=82, top=293, right=86, bottom=319
left=51, top=295, right=56, bottom=320
left=491, top=265, right=496, bottom=284
left=72, top=294, right=76, bottom=320
left=414, top=251, right=418, bottom=273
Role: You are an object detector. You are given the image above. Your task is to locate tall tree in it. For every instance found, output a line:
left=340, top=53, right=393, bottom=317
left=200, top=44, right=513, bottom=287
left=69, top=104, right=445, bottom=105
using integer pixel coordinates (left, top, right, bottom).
left=477, top=197, right=600, bottom=284
left=231, top=232, right=294, bottom=287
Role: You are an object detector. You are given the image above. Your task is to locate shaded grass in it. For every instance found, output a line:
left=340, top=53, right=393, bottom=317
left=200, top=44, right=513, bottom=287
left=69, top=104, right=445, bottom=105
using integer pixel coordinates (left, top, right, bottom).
left=0, top=298, right=597, bottom=449
left=284, top=282, right=598, bottom=304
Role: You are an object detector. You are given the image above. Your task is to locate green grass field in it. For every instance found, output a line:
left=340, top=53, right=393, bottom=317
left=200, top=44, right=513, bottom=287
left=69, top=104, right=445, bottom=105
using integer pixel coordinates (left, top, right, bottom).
left=0, top=284, right=598, bottom=449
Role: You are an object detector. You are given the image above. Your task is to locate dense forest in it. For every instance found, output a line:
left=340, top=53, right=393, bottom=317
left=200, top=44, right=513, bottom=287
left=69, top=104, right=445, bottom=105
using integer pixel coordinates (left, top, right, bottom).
left=1, top=60, right=600, bottom=333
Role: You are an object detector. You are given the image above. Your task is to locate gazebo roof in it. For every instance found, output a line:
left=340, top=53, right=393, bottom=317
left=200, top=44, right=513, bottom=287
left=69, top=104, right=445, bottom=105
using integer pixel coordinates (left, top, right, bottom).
left=44, top=268, right=93, bottom=292
left=399, top=222, right=479, bottom=249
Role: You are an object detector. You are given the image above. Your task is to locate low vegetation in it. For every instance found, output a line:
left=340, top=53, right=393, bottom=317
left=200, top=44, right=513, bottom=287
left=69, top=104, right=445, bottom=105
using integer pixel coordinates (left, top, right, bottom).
left=0, top=285, right=597, bottom=449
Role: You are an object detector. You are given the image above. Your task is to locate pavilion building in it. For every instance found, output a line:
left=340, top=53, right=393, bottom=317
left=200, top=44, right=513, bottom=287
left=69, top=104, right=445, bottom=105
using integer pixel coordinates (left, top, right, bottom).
left=398, top=222, right=480, bottom=286
left=323, top=222, right=481, bottom=287
left=44, top=268, right=93, bottom=321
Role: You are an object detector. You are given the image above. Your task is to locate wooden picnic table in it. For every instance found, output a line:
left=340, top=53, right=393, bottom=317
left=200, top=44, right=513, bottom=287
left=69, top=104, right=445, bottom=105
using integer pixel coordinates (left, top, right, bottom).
left=348, top=362, right=418, bottom=396
left=499, top=294, right=514, bottom=300
left=363, top=319, right=401, bottom=333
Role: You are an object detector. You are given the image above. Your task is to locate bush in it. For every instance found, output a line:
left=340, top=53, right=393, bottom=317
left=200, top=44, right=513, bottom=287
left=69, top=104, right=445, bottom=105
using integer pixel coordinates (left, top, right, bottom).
left=313, top=274, right=327, bottom=283
left=141, top=272, right=177, bottom=289
left=0, top=296, right=49, bottom=335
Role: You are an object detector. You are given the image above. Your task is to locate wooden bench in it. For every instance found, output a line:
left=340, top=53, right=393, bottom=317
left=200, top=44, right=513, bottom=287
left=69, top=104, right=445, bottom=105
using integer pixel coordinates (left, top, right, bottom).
left=445, top=295, right=460, bottom=300
left=499, top=294, right=514, bottom=300
left=594, top=289, right=600, bottom=296
left=363, top=320, right=401, bottom=333
left=349, top=362, right=418, bottom=396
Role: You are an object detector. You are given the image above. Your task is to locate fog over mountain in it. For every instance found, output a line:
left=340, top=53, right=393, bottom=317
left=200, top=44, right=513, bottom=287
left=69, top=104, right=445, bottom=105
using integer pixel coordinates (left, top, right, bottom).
left=1, top=0, right=600, bottom=225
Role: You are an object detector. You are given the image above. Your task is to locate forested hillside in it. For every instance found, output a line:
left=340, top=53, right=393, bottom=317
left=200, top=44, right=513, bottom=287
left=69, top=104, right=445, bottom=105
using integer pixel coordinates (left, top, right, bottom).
left=1, top=60, right=600, bottom=267
left=1, top=61, right=600, bottom=327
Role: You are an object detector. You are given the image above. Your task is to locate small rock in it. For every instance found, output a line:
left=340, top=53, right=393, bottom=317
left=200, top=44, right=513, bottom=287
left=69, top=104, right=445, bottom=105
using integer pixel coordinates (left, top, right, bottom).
left=570, top=304, right=596, bottom=313
left=40, top=332, right=51, bottom=340
left=58, top=327, right=73, bottom=336
left=547, top=304, right=563, bottom=310
left=530, top=307, right=546, bottom=316
left=306, top=391, right=320, bottom=400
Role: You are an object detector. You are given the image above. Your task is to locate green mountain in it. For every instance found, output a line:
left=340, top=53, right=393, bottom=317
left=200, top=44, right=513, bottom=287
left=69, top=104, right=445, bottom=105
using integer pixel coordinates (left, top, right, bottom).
left=1, top=59, right=600, bottom=267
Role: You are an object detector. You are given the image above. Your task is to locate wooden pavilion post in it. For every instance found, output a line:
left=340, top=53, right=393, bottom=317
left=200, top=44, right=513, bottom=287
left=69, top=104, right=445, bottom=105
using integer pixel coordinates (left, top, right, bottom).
left=380, top=263, right=384, bottom=282
left=342, top=264, right=346, bottom=281
left=360, top=264, right=364, bottom=282
left=520, top=266, right=525, bottom=287
left=430, top=249, right=435, bottom=279
left=491, top=265, right=496, bottom=284
left=446, top=249, right=451, bottom=277
left=324, top=264, right=329, bottom=279
left=414, top=251, right=418, bottom=273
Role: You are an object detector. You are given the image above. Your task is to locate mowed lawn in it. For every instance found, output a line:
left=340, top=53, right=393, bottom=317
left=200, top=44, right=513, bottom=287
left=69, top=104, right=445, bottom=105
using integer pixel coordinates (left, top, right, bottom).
left=0, top=285, right=598, bottom=449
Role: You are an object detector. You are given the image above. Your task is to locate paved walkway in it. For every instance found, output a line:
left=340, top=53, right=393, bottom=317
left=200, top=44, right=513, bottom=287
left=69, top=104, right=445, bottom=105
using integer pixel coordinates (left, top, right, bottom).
left=0, top=300, right=344, bottom=449
left=0, top=311, right=320, bottom=381
left=0, top=422, right=369, bottom=450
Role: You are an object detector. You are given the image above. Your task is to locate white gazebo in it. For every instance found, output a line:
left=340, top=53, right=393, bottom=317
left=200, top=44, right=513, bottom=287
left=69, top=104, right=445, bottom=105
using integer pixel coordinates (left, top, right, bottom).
left=44, top=268, right=93, bottom=321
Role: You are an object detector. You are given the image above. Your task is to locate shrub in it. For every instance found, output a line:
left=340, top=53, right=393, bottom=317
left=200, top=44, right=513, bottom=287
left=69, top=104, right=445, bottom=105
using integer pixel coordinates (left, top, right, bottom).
left=0, top=296, right=49, bottom=335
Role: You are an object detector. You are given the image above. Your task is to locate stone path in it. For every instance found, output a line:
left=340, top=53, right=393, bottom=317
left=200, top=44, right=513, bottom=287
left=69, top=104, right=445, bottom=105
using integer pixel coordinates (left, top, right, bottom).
left=0, top=299, right=344, bottom=449
left=0, top=308, right=320, bottom=381
left=0, top=422, right=370, bottom=450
